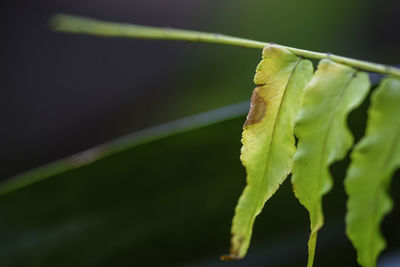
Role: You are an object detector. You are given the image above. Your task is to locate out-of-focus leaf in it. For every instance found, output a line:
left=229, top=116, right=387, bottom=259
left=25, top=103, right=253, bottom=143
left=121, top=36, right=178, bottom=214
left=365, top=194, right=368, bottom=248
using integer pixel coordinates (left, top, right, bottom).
left=223, top=45, right=313, bottom=260
left=291, top=59, right=370, bottom=266
left=0, top=103, right=254, bottom=267
left=0, top=102, right=249, bottom=196
left=345, top=77, right=400, bottom=267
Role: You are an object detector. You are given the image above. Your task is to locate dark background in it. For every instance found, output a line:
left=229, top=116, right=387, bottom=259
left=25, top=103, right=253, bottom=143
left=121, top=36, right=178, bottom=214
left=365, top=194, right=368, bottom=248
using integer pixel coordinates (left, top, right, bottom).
left=1, top=0, right=400, bottom=266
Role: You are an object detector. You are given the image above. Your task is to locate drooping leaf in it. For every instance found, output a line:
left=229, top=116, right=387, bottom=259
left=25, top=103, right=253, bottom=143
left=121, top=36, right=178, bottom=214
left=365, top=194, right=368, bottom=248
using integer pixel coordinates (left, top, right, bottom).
left=291, top=59, right=371, bottom=266
left=345, top=77, right=400, bottom=267
left=223, top=45, right=313, bottom=260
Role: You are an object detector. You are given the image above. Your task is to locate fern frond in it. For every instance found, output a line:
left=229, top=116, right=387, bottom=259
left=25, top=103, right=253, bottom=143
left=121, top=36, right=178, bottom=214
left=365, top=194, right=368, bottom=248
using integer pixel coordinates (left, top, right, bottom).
left=3, top=13, right=398, bottom=266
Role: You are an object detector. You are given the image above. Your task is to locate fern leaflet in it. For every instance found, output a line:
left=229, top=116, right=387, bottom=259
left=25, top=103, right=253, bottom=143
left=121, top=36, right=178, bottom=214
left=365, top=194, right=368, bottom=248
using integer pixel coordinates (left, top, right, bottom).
left=223, top=45, right=313, bottom=260
left=291, top=59, right=370, bottom=266
left=345, top=77, right=400, bottom=267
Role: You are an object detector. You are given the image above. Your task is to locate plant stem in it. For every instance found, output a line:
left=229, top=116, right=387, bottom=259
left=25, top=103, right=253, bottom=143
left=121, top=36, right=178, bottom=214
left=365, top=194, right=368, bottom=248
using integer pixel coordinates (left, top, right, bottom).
left=50, top=14, right=400, bottom=77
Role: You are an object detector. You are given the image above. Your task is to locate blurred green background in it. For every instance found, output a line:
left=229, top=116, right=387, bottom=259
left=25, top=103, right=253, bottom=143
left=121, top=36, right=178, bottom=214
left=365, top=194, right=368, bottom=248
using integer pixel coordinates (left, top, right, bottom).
left=1, top=0, right=399, bottom=266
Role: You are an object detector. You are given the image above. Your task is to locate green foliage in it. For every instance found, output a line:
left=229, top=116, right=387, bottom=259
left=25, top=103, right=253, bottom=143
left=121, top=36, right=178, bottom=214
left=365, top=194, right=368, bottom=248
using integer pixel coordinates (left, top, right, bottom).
left=223, top=45, right=313, bottom=260
left=0, top=105, right=249, bottom=266
left=345, top=77, right=400, bottom=267
left=291, top=60, right=370, bottom=266
left=225, top=51, right=399, bottom=267
left=2, top=15, right=400, bottom=267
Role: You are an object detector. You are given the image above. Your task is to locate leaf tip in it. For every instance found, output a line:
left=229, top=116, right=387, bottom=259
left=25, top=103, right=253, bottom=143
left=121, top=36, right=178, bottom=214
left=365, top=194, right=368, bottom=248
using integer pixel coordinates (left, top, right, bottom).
left=220, top=254, right=240, bottom=261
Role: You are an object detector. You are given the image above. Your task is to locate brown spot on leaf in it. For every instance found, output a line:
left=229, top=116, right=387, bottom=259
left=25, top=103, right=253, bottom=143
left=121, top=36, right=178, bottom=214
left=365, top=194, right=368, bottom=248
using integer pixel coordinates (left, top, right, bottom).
left=220, top=254, right=237, bottom=261
left=220, top=236, right=244, bottom=261
left=244, top=89, right=266, bottom=127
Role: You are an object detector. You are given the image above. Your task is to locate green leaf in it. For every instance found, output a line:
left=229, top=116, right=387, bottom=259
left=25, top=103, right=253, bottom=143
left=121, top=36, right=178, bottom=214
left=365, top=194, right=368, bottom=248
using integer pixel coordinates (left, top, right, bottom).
left=0, top=102, right=249, bottom=196
left=345, top=77, right=400, bottom=267
left=0, top=105, right=251, bottom=266
left=223, top=45, right=313, bottom=260
left=291, top=59, right=371, bottom=266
